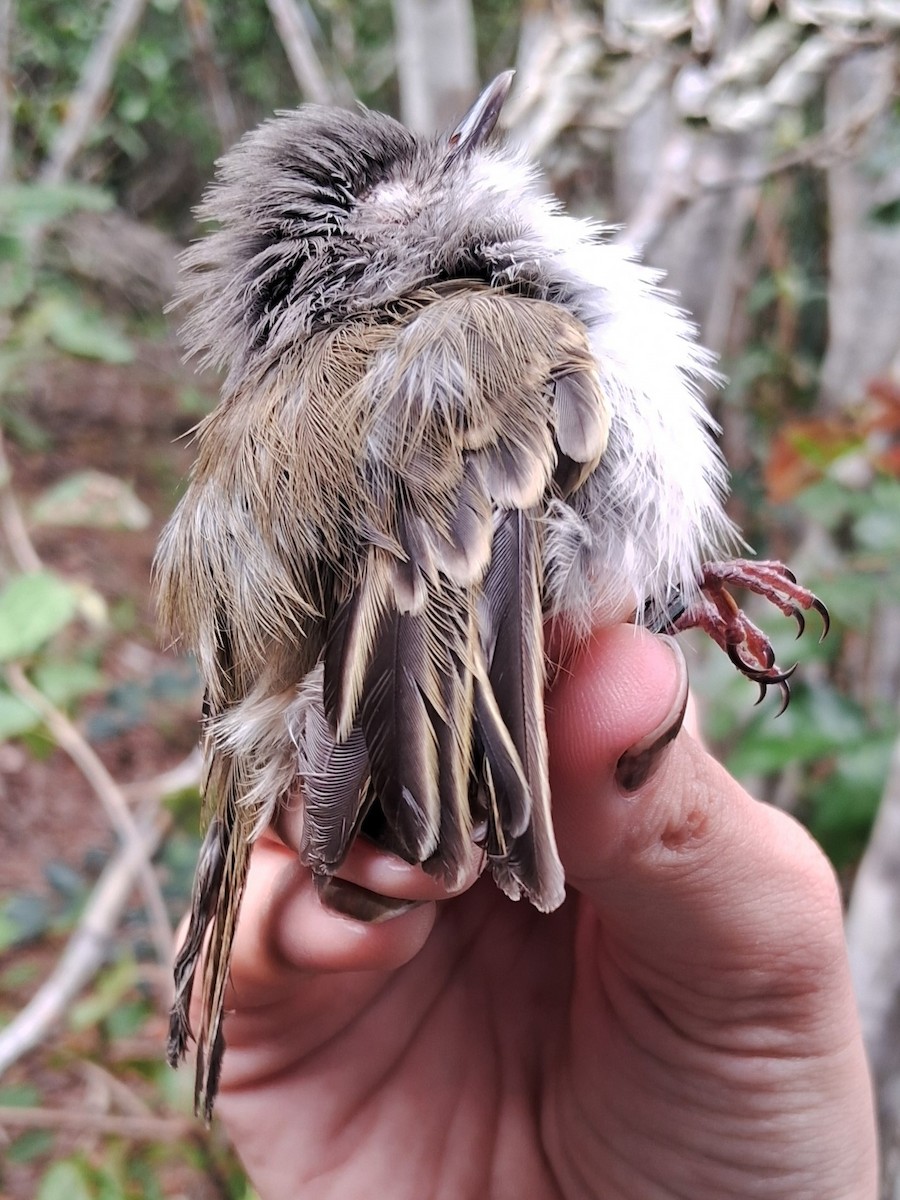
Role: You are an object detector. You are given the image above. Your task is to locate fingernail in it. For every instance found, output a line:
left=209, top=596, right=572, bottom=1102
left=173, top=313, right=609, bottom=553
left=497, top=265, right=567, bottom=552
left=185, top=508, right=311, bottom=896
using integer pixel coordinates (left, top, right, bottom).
left=315, top=875, right=422, bottom=923
left=614, top=635, right=689, bottom=794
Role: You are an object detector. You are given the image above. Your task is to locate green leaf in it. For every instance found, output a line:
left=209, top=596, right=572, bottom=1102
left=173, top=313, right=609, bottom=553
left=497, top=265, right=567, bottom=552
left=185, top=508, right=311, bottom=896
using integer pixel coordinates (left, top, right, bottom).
left=30, top=470, right=151, bottom=531
left=38, top=1159, right=94, bottom=1200
left=8, top=1128, right=54, bottom=1163
left=104, top=998, right=152, bottom=1039
left=32, top=660, right=104, bottom=707
left=0, top=689, right=42, bottom=737
left=0, top=893, right=53, bottom=952
left=44, top=299, right=133, bottom=363
left=726, top=686, right=870, bottom=777
left=869, top=197, right=900, bottom=225
left=0, top=571, right=79, bottom=662
left=0, top=183, right=113, bottom=228
left=807, top=759, right=886, bottom=869
left=0, top=1083, right=40, bottom=1107
left=69, top=959, right=139, bottom=1031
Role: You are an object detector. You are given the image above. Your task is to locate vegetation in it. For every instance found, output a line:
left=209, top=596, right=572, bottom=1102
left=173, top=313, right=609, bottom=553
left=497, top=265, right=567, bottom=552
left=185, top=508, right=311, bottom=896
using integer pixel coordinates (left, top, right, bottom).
left=0, top=1, right=898, bottom=1195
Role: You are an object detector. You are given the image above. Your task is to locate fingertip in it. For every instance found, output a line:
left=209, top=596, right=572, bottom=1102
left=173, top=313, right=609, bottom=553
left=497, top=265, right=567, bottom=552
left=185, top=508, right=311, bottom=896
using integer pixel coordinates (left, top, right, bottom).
left=226, top=840, right=437, bottom=1004
left=273, top=874, right=437, bottom=975
left=547, top=625, right=687, bottom=793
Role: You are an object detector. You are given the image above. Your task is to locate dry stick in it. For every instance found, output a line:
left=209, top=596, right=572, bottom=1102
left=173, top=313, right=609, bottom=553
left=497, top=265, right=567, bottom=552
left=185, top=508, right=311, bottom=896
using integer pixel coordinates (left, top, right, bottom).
left=181, top=0, right=240, bottom=149
left=5, top=664, right=174, bottom=969
left=847, top=727, right=900, bottom=1156
left=81, top=1058, right=156, bottom=1116
left=0, top=811, right=169, bottom=1077
left=124, top=745, right=203, bottom=804
left=392, top=0, right=478, bottom=133
left=39, top=0, right=150, bottom=186
left=265, top=0, right=335, bottom=105
left=0, top=0, right=12, bottom=185
left=0, top=1104, right=192, bottom=1141
left=0, top=430, right=173, bottom=965
left=615, top=53, right=894, bottom=255
left=0, top=430, right=42, bottom=575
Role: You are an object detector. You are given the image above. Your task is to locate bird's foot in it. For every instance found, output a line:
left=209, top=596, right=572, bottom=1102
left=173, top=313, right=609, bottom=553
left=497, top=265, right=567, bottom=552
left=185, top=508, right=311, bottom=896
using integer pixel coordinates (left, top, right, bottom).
left=673, top=559, right=829, bottom=715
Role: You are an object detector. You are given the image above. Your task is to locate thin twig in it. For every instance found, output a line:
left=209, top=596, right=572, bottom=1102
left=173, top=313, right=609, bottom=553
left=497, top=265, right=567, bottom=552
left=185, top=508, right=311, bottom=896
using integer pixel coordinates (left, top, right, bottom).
left=265, top=0, right=335, bottom=105
left=39, top=0, right=150, bottom=186
left=0, top=429, right=43, bottom=575
left=81, top=1059, right=156, bottom=1116
left=123, top=747, right=203, bottom=804
left=0, top=0, right=12, bottom=185
left=697, top=59, right=898, bottom=195
left=181, top=0, right=240, bottom=149
left=847, top=723, right=900, bottom=1173
left=5, top=664, right=173, bottom=967
left=0, top=812, right=169, bottom=1077
left=391, top=0, right=478, bottom=133
left=0, top=1104, right=193, bottom=1141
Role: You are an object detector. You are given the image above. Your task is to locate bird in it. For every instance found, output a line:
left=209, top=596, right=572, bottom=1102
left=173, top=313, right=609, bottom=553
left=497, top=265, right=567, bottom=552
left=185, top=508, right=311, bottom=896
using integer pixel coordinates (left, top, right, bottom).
left=155, top=71, right=828, bottom=1120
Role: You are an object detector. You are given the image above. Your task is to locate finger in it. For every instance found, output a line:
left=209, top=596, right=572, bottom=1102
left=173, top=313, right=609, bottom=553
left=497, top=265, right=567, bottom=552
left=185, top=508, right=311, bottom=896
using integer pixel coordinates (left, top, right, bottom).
left=546, top=625, right=850, bottom=1012
left=547, top=623, right=689, bottom=877
left=224, top=838, right=438, bottom=1009
left=274, top=791, right=485, bottom=912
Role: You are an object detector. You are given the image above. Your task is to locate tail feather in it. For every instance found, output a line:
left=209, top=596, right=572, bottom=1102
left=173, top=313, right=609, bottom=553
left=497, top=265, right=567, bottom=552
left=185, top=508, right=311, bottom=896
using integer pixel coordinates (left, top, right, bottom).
left=297, top=668, right=372, bottom=872
left=167, top=816, right=225, bottom=1068
left=480, top=508, right=566, bottom=912
left=166, top=749, right=253, bottom=1123
left=192, top=777, right=251, bottom=1122
left=359, top=608, right=441, bottom=863
left=421, top=596, right=476, bottom=886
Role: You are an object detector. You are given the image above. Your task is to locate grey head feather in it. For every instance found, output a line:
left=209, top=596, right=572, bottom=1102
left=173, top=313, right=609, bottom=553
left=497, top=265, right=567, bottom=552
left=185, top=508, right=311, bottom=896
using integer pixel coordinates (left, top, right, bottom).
left=177, top=106, right=543, bottom=391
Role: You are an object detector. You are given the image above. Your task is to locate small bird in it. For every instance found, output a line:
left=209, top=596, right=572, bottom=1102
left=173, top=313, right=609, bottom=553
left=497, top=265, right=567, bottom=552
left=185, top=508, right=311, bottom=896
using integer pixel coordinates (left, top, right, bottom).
left=156, top=72, right=828, bottom=1119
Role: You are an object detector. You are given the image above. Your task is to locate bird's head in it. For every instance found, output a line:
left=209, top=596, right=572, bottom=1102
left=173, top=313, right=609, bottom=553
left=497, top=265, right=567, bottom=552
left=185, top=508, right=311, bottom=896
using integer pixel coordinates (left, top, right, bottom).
left=178, top=73, right=549, bottom=385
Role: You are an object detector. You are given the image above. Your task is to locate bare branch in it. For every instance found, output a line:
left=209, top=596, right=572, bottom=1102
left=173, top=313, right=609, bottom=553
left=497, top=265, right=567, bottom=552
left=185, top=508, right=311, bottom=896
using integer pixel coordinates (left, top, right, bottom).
left=0, top=0, right=12, bottom=185
left=0, top=1104, right=192, bottom=1141
left=123, top=747, right=203, bottom=805
left=0, top=429, right=43, bottom=575
left=181, top=0, right=240, bottom=149
left=39, top=0, right=150, bottom=186
left=614, top=128, right=697, bottom=254
left=265, top=0, right=336, bottom=106
left=0, top=812, right=168, bottom=1077
left=847, top=722, right=900, bottom=1184
left=391, top=0, right=478, bottom=134
left=505, top=4, right=603, bottom=158
left=80, top=1059, right=156, bottom=1116
left=5, top=664, right=173, bottom=967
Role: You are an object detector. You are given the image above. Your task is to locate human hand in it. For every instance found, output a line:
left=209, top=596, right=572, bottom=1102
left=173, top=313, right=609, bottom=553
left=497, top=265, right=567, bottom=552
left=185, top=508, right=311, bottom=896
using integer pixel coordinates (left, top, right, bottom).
left=208, top=625, right=877, bottom=1199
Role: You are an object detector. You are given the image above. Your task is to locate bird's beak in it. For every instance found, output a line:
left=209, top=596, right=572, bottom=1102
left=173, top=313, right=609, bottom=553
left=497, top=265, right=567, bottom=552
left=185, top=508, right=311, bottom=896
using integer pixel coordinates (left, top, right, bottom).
left=445, top=71, right=515, bottom=166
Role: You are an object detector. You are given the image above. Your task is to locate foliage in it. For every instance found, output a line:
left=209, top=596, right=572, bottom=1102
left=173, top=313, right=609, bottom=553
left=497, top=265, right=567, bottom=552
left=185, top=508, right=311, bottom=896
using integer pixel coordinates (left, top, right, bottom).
left=1, top=0, right=898, bottom=1195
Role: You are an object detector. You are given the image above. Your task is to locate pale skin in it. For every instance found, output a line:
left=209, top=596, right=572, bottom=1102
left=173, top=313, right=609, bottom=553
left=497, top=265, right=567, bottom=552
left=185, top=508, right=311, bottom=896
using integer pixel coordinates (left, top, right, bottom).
left=209, top=625, right=878, bottom=1199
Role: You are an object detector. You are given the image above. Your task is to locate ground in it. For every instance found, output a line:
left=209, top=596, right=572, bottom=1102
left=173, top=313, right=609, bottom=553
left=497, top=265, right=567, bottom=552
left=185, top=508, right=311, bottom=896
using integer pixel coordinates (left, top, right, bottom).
left=0, top=339, right=246, bottom=1199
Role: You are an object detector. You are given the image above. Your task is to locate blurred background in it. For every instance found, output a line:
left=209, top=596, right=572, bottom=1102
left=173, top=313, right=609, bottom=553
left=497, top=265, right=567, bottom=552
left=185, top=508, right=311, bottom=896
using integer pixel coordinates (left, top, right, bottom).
left=0, top=0, right=898, bottom=1196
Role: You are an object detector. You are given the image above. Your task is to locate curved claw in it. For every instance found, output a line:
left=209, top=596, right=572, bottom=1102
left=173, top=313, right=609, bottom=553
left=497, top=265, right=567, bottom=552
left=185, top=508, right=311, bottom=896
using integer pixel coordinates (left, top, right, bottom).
left=754, top=681, right=768, bottom=706
left=792, top=607, right=806, bottom=639
left=775, top=679, right=792, bottom=717
left=781, top=565, right=798, bottom=584
left=727, top=642, right=762, bottom=677
left=764, top=661, right=798, bottom=687
left=812, top=596, right=831, bottom=641
left=727, top=643, right=798, bottom=686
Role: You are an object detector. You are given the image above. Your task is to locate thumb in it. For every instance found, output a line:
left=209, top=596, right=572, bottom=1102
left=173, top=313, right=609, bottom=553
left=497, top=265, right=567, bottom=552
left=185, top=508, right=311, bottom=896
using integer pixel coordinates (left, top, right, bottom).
left=545, top=624, right=848, bottom=1011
